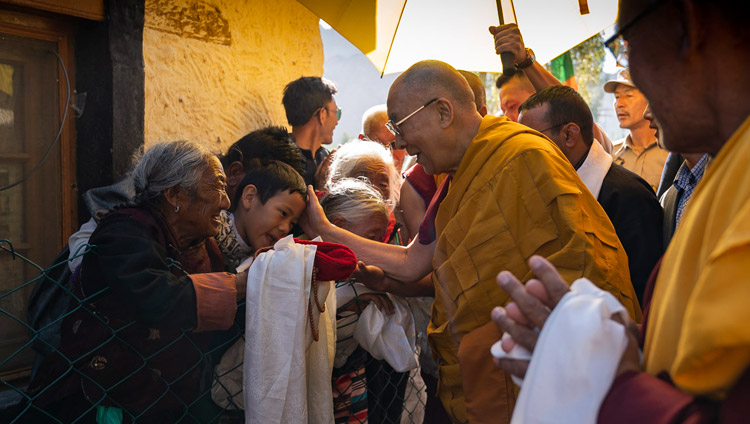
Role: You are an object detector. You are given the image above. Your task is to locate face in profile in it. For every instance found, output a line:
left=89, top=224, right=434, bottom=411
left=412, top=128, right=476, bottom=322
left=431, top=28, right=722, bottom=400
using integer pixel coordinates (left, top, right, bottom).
left=322, top=98, right=340, bottom=145
left=178, top=157, right=231, bottom=240
left=340, top=212, right=389, bottom=242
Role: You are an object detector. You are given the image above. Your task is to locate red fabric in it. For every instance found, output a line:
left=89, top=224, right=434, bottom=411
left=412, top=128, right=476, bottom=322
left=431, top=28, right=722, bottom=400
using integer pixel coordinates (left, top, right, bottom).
left=294, top=239, right=357, bottom=281
left=381, top=212, right=397, bottom=244
left=638, top=256, right=663, bottom=345
left=404, top=164, right=438, bottom=208
left=418, top=175, right=452, bottom=245
left=597, top=257, right=750, bottom=423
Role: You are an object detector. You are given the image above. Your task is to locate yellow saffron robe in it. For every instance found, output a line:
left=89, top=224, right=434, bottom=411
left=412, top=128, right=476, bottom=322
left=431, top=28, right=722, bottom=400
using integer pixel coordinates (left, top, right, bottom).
left=430, top=115, right=641, bottom=423
left=644, top=115, right=750, bottom=399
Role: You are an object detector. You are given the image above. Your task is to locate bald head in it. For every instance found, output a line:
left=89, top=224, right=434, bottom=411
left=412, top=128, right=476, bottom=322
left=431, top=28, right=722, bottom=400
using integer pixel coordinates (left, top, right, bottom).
left=390, top=60, right=477, bottom=113
left=386, top=60, right=483, bottom=175
left=362, top=105, right=391, bottom=142
left=458, top=70, right=487, bottom=116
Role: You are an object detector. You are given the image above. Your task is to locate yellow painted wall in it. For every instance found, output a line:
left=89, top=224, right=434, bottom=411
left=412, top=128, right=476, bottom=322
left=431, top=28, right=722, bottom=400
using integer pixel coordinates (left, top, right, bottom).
left=143, top=0, right=323, bottom=152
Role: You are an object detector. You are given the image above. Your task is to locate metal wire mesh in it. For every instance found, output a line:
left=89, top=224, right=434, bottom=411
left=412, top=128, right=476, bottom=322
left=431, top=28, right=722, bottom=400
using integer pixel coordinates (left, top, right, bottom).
left=0, top=240, right=431, bottom=423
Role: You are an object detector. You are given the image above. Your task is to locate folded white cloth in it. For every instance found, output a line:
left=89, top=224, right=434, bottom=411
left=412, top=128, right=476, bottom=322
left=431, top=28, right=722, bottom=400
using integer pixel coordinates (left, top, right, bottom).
left=491, top=278, right=629, bottom=424
left=336, top=282, right=418, bottom=372
left=242, top=235, right=336, bottom=424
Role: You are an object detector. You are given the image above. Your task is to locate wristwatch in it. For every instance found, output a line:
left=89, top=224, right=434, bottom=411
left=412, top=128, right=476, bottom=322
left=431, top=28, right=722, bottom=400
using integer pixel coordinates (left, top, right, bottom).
left=516, top=48, right=536, bottom=70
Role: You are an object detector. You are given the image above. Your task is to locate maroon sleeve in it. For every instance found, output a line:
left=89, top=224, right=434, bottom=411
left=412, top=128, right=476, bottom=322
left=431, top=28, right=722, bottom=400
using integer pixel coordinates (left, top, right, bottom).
left=598, top=366, right=750, bottom=424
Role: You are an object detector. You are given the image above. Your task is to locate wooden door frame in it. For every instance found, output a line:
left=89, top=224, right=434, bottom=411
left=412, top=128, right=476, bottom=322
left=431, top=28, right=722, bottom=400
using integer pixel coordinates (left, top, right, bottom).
left=0, top=7, right=77, bottom=240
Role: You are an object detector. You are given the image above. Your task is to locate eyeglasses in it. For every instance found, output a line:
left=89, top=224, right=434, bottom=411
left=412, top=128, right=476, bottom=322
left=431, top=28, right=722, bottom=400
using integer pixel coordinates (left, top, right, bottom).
left=604, top=0, right=667, bottom=67
left=540, top=122, right=566, bottom=133
left=385, top=98, right=439, bottom=137
left=321, top=106, right=341, bottom=120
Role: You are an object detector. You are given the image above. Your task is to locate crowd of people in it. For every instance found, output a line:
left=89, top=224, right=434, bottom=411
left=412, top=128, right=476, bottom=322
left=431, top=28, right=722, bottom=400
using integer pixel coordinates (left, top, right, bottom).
left=7, top=0, right=749, bottom=422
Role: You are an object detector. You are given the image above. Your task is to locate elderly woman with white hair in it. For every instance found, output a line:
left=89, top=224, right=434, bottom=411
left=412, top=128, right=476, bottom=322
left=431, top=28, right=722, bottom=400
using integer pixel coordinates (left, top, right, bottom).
left=321, top=178, right=426, bottom=423
left=27, top=141, right=245, bottom=423
left=326, top=139, right=404, bottom=244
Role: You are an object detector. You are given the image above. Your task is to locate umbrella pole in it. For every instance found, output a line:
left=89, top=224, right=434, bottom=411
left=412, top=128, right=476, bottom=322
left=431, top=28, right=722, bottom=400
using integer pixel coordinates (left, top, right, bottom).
left=496, top=0, right=516, bottom=76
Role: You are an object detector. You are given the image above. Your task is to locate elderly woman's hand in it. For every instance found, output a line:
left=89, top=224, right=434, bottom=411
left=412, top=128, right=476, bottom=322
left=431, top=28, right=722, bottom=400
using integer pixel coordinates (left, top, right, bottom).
left=235, top=271, right=248, bottom=300
left=352, top=261, right=387, bottom=292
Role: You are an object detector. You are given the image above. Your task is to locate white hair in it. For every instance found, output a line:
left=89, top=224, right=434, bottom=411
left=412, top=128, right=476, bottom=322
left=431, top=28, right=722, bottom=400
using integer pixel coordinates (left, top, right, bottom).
left=131, top=140, right=216, bottom=206
left=327, top=139, right=400, bottom=208
left=321, top=178, right=389, bottom=226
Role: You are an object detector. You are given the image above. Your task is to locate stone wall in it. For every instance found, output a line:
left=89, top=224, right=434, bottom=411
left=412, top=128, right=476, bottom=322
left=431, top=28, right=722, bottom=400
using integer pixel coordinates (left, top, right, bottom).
left=142, top=0, right=323, bottom=152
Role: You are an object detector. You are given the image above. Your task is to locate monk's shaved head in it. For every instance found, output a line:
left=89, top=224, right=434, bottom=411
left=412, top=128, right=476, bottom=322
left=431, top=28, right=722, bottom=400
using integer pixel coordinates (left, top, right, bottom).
left=386, top=60, right=483, bottom=176
left=389, top=60, right=476, bottom=117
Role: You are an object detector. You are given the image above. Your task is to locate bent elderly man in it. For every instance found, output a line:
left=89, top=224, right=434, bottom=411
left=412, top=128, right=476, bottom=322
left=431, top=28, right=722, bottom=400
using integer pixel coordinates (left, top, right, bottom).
left=303, top=60, right=640, bottom=423
left=491, top=0, right=750, bottom=421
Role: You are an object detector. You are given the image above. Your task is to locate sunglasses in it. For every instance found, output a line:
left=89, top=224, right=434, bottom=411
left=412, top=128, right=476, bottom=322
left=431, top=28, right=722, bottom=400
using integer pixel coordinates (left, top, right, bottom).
left=321, top=106, right=341, bottom=120
left=385, top=98, right=439, bottom=137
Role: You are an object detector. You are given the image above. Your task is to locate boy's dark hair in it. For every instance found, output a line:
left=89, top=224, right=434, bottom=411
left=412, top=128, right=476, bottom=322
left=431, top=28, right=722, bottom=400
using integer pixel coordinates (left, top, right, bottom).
left=232, top=159, right=307, bottom=210
left=220, top=126, right=306, bottom=176
left=282, top=77, right=338, bottom=126
left=519, top=85, right=595, bottom=146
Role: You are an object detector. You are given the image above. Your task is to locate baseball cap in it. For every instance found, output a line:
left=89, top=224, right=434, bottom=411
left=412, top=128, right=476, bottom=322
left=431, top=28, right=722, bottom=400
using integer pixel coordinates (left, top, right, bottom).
left=603, top=68, right=636, bottom=93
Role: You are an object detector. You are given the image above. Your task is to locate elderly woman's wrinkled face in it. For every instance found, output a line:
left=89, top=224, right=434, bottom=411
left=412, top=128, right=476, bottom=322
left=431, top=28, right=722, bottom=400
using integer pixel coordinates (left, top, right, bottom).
left=341, top=212, right=389, bottom=242
left=179, top=157, right=230, bottom=240
left=352, top=160, right=390, bottom=201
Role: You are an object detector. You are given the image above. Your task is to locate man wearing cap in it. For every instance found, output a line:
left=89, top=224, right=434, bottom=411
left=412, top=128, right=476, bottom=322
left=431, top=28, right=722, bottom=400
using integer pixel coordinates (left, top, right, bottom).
left=282, top=76, right=340, bottom=189
left=605, top=68, right=668, bottom=190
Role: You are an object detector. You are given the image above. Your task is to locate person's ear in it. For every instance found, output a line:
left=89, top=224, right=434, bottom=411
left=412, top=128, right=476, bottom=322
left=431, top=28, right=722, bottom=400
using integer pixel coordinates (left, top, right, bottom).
left=163, top=185, right=183, bottom=212
left=241, top=184, right=258, bottom=210
left=678, top=0, right=708, bottom=58
left=562, top=123, right=581, bottom=149
left=436, top=98, right=455, bottom=129
left=226, top=161, right=245, bottom=191
left=330, top=216, right=348, bottom=229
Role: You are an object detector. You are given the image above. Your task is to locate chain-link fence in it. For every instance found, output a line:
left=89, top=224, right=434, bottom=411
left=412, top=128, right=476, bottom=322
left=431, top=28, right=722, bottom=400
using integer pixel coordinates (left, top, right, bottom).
left=0, top=239, right=432, bottom=423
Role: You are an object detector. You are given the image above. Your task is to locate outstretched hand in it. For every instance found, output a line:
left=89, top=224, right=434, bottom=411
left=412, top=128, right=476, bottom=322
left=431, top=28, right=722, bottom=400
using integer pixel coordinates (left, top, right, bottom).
left=299, top=186, right=329, bottom=239
left=488, top=24, right=527, bottom=64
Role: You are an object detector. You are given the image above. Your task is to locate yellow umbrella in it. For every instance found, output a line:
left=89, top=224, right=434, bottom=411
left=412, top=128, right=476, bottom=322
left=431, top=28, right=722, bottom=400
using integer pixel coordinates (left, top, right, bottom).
left=298, top=0, right=618, bottom=75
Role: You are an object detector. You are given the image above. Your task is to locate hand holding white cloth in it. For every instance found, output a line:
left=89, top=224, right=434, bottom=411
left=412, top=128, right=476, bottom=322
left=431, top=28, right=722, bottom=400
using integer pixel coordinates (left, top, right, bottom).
left=492, top=278, right=629, bottom=424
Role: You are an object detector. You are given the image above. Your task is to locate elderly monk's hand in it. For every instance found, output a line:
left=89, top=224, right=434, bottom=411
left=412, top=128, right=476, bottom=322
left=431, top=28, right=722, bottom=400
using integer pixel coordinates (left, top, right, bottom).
left=491, top=256, right=642, bottom=379
left=299, top=186, right=330, bottom=239
left=488, top=24, right=527, bottom=64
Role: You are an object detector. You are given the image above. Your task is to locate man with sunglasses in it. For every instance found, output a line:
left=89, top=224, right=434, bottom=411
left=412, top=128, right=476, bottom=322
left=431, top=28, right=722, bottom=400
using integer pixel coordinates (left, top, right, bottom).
left=302, top=60, right=640, bottom=424
left=282, top=76, right=340, bottom=189
left=490, top=0, right=750, bottom=421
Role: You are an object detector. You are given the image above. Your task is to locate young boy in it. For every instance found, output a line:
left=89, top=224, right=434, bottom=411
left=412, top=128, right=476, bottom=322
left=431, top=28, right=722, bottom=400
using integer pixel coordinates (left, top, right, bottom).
left=215, top=159, right=307, bottom=270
